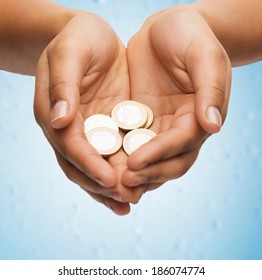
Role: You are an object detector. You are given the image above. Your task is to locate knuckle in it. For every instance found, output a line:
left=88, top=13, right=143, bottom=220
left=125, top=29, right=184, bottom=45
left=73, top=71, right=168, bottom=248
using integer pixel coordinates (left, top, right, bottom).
left=183, top=136, right=198, bottom=151
left=175, top=162, right=190, bottom=178
left=150, top=136, right=166, bottom=157
left=204, top=42, right=227, bottom=62
left=49, top=76, right=68, bottom=99
left=149, top=173, right=161, bottom=183
left=210, top=80, right=226, bottom=97
left=176, top=151, right=199, bottom=179
left=48, top=36, right=79, bottom=57
left=64, top=169, right=75, bottom=183
left=197, top=80, right=226, bottom=112
left=80, top=153, right=97, bottom=173
left=56, top=157, right=76, bottom=183
left=208, top=82, right=226, bottom=108
left=125, top=189, right=144, bottom=205
left=58, top=143, right=69, bottom=161
left=130, top=195, right=141, bottom=205
left=57, top=135, right=78, bottom=162
left=178, top=120, right=205, bottom=151
left=48, top=76, right=72, bottom=109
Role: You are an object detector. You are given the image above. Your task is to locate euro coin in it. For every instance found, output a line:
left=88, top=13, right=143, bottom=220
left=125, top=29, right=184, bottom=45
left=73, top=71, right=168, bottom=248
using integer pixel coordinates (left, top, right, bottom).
left=84, top=114, right=119, bottom=134
left=142, top=104, right=154, bottom=129
left=86, top=127, right=122, bottom=156
left=123, top=128, right=156, bottom=155
left=111, top=101, right=148, bottom=130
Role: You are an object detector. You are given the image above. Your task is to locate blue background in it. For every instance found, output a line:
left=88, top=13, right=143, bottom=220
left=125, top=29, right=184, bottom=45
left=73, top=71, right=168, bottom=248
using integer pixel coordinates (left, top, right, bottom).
left=0, top=0, right=262, bottom=260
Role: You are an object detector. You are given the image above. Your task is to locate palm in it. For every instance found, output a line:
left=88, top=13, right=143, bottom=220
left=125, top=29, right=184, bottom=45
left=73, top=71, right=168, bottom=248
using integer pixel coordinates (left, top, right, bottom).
left=34, top=15, right=141, bottom=214
left=76, top=43, right=139, bottom=202
left=130, top=31, right=206, bottom=136
left=124, top=26, right=208, bottom=189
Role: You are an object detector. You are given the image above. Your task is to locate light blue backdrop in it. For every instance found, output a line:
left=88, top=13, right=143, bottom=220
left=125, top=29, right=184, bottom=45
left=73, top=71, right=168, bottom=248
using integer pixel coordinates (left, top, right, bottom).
left=0, top=0, right=261, bottom=260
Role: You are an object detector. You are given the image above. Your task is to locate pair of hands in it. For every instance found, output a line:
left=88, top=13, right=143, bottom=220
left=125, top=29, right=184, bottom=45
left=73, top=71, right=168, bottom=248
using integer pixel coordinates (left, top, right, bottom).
left=34, top=6, right=231, bottom=215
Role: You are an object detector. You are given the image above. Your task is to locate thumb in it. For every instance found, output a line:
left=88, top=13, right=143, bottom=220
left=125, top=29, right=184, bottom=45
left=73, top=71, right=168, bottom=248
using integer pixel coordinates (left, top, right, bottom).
left=47, top=40, right=89, bottom=129
left=188, top=44, right=232, bottom=134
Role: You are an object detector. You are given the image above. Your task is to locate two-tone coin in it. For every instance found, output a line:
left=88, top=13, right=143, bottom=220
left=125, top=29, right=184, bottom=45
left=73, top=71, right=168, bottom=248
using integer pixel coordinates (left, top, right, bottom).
left=86, top=127, right=122, bottom=156
left=142, top=104, right=154, bottom=129
left=84, top=114, right=119, bottom=134
left=111, top=101, right=148, bottom=130
left=84, top=102, right=156, bottom=156
left=84, top=114, right=122, bottom=156
left=123, top=128, right=156, bottom=155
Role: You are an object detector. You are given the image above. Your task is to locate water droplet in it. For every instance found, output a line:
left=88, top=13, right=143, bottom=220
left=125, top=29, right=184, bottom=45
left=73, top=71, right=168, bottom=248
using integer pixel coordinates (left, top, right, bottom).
left=245, top=111, right=256, bottom=122
left=212, top=220, right=223, bottom=230
left=254, top=208, right=262, bottom=219
left=8, top=184, right=17, bottom=196
left=93, top=243, right=107, bottom=258
left=18, top=221, right=29, bottom=232
left=173, top=243, right=180, bottom=253
left=133, top=226, right=143, bottom=242
left=234, top=173, right=242, bottom=183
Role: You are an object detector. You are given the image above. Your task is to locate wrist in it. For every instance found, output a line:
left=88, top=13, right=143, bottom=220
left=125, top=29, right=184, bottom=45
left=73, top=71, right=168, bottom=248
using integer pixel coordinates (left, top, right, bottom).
left=0, top=1, right=78, bottom=74
left=191, top=1, right=262, bottom=66
left=190, top=2, right=227, bottom=55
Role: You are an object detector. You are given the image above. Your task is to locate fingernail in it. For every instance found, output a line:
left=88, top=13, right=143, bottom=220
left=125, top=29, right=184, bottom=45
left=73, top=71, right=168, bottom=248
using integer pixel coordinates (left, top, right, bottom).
left=51, top=100, right=69, bottom=124
left=206, top=106, right=222, bottom=128
left=109, top=193, right=124, bottom=202
left=95, top=178, right=107, bottom=187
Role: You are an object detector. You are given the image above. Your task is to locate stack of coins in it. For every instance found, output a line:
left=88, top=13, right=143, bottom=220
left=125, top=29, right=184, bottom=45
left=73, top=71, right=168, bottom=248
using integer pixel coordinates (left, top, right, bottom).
left=84, top=101, right=156, bottom=156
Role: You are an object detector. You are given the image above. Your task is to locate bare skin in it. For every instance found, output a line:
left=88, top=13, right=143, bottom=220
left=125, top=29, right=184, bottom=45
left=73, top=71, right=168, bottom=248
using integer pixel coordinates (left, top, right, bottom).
left=34, top=13, right=147, bottom=215
left=1, top=0, right=262, bottom=215
left=123, top=7, right=231, bottom=189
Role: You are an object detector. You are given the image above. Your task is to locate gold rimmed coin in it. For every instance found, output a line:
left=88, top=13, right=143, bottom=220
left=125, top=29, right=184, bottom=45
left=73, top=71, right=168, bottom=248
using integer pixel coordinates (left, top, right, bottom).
left=111, top=101, right=148, bottom=131
left=142, top=104, right=154, bottom=129
left=123, top=128, right=156, bottom=155
left=84, top=114, right=119, bottom=134
left=86, top=127, right=122, bottom=156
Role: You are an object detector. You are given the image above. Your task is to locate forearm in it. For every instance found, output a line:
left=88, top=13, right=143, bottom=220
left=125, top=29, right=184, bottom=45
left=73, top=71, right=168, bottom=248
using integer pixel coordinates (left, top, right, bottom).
left=0, top=0, right=76, bottom=75
left=192, top=0, right=262, bottom=66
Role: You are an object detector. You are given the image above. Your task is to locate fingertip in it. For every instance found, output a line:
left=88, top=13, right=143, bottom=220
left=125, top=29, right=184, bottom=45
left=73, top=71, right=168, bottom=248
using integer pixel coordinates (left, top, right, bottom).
left=121, top=169, right=145, bottom=187
left=196, top=105, right=222, bottom=134
left=121, top=169, right=132, bottom=186
left=51, top=100, right=75, bottom=129
left=88, top=159, right=117, bottom=188
left=206, top=106, right=222, bottom=133
left=96, top=170, right=117, bottom=188
left=107, top=200, right=131, bottom=216
left=127, top=147, right=151, bottom=171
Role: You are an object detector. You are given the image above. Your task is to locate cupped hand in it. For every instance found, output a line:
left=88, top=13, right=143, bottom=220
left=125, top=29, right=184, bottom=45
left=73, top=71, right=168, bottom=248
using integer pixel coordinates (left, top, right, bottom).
left=34, top=12, right=142, bottom=215
left=122, top=6, right=231, bottom=191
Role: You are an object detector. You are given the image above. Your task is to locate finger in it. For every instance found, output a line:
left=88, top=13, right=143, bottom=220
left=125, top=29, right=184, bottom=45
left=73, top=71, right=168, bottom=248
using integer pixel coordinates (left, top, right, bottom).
left=123, top=148, right=200, bottom=187
left=56, top=151, right=131, bottom=215
left=119, top=181, right=162, bottom=199
left=87, top=191, right=131, bottom=216
left=55, top=151, right=114, bottom=196
left=35, top=57, right=117, bottom=187
left=147, top=183, right=163, bottom=192
left=50, top=119, right=117, bottom=187
left=47, top=37, right=92, bottom=129
left=127, top=112, right=206, bottom=170
left=107, top=149, right=148, bottom=204
left=187, top=34, right=232, bottom=134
